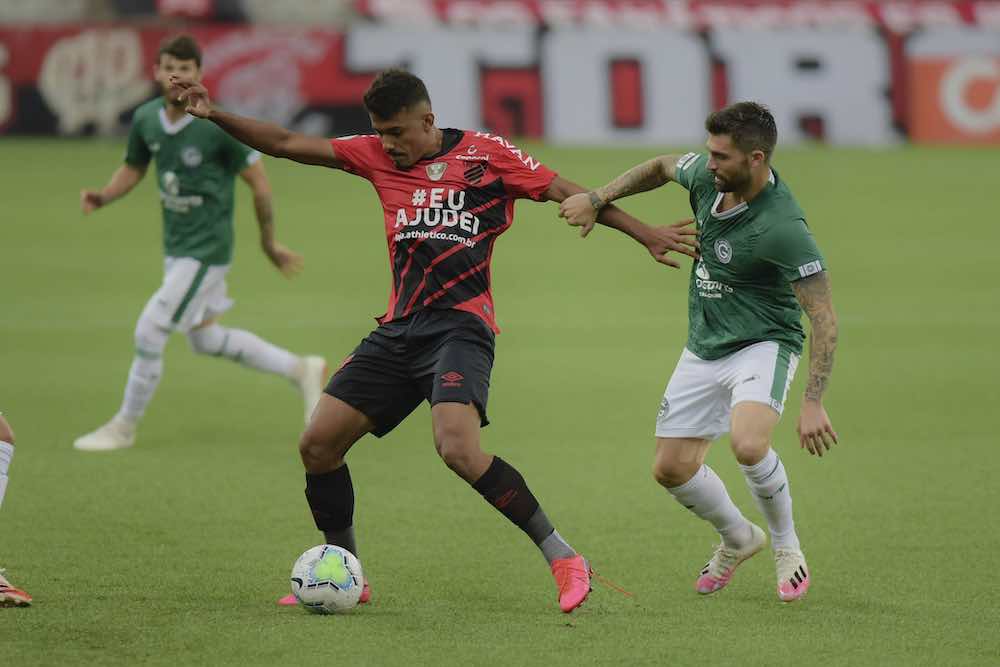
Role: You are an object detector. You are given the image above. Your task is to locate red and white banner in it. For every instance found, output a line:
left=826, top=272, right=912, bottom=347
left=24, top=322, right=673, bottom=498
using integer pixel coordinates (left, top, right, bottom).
left=357, top=0, right=1000, bottom=31
left=907, top=27, right=1000, bottom=142
left=1, top=4, right=998, bottom=145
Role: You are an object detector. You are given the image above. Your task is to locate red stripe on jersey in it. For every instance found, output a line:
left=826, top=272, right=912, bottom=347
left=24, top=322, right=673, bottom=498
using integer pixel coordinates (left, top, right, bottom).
left=400, top=215, right=508, bottom=317
left=421, top=257, right=492, bottom=308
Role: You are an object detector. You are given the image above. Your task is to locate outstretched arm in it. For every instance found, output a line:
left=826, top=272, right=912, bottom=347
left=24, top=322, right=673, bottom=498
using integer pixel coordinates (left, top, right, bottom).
left=543, top=175, right=697, bottom=268
left=792, top=271, right=840, bottom=457
left=239, top=160, right=304, bottom=278
left=558, top=154, right=681, bottom=235
left=171, top=77, right=342, bottom=169
left=80, top=163, right=147, bottom=214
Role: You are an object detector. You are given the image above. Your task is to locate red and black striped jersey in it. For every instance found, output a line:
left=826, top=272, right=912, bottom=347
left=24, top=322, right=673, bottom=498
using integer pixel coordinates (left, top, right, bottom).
left=331, top=129, right=557, bottom=333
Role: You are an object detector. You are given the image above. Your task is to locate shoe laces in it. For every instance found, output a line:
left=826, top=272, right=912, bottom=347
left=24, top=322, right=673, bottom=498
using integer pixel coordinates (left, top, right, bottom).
left=703, top=543, right=744, bottom=579
left=552, top=557, right=589, bottom=594
left=774, top=549, right=806, bottom=581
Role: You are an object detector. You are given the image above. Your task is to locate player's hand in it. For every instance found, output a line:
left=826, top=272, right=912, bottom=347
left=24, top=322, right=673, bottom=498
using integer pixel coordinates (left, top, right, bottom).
left=264, top=241, right=304, bottom=278
left=643, top=218, right=700, bottom=268
left=170, top=76, right=213, bottom=118
left=558, top=192, right=600, bottom=237
left=797, top=400, right=838, bottom=457
left=80, top=189, right=104, bottom=214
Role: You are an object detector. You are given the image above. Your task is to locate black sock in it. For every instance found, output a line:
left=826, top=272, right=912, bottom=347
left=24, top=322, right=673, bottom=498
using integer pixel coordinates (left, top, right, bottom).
left=472, top=456, right=554, bottom=545
left=305, top=464, right=358, bottom=557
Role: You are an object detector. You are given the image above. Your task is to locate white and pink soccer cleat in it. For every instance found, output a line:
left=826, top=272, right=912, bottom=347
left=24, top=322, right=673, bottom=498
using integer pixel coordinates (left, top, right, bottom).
left=775, top=549, right=810, bottom=602
left=695, top=522, right=766, bottom=595
left=0, top=569, right=31, bottom=607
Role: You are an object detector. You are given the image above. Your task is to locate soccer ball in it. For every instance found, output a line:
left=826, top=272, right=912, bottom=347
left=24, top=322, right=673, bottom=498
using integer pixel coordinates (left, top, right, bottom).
left=289, top=544, right=364, bottom=614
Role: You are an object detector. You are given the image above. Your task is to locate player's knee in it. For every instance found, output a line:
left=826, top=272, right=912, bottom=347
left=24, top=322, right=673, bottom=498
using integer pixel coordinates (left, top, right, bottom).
left=730, top=433, right=770, bottom=466
left=187, top=324, right=226, bottom=357
left=0, top=423, right=14, bottom=445
left=134, top=315, right=170, bottom=359
left=652, top=453, right=698, bottom=488
left=433, top=426, right=477, bottom=476
left=298, top=429, right=341, bottom=473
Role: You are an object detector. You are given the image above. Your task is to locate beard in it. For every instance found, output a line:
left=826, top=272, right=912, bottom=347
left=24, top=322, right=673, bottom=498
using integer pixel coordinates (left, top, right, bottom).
left=712, top=170, right=751, bottom=193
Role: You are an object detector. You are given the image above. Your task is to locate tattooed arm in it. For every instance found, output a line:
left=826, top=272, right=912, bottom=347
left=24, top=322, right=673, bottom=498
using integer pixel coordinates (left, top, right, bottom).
left=558, top=155, right=681, bottom=234
left=792, top=271, right=840, bottom=457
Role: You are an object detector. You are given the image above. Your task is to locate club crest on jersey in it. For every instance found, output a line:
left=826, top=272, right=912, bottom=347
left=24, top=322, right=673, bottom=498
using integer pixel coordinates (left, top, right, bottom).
left=181, top=146, right=202, bottom=167
left=426, top=162, right=448, bottom=181
left=714, top=239, right=733, bottom=264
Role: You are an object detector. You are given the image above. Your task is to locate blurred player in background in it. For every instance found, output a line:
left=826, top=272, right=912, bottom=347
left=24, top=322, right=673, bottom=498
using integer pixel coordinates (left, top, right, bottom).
left=0, top=412, right=31, bottom=607
left=74, top=35, right=327, bottom=451
left=172, top=68, right=698, bottom=612
left=561, top=102, right=839, bottom=602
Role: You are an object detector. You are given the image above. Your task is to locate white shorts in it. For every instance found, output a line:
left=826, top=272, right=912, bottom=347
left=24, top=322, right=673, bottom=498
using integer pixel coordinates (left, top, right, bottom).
left=139, top=257, right=234, bottom=333
left=654, top=341, right=800, bottom=441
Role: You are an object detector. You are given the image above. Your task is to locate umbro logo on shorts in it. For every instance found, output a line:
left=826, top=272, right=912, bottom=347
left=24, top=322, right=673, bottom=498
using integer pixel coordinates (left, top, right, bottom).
left=441, top=371, right=464, bottom=387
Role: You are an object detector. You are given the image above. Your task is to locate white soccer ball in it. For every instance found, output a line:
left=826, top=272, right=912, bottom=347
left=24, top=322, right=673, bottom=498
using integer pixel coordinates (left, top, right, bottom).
left=290, top=544, right=364, bottom=614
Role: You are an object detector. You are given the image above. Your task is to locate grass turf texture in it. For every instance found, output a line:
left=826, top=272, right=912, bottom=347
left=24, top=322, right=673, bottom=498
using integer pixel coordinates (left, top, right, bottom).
left=1, top=139, right=997, bottom=666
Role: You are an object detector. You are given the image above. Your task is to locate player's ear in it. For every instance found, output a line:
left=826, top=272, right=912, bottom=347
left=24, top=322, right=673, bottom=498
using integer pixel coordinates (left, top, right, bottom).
left=750, top=149, right=767, bottom=168
left=423, top=111, right=435, bottom=131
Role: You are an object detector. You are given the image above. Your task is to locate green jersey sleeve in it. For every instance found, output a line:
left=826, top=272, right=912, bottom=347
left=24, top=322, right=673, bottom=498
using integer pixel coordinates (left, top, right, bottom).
left=124, top=117, right=151, bottom=167
left=757, top=218, right=826, bottom=283
left=222, top=132, right=259, bottom=174
left=672, top=152, right=713, bottom=200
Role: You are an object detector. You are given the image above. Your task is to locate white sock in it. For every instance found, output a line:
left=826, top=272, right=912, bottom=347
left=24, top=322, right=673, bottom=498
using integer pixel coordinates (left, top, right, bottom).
left=188, top=325, right=298, bottom=378
left=667, top=465, right=752, bottom=549
left=740, top=448, right=800, bottom=551
left=0, top=441, right=13, bottom=509
left=117, top=355, right=163, bottom=424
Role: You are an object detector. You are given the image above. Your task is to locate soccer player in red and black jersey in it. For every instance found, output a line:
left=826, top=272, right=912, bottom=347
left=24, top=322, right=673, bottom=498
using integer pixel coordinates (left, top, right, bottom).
left=173, top=69, right=697, bottom=613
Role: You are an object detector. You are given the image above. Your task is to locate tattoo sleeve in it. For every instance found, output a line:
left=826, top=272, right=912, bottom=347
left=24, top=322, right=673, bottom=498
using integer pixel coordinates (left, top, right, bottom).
left=792, top=271, right=838, bottom=402
left=594, top=156, right=672, bottom=206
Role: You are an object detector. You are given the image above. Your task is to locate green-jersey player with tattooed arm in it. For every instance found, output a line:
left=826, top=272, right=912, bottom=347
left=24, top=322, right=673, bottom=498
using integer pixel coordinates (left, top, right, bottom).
left=560, top=102, right=838, bottom=602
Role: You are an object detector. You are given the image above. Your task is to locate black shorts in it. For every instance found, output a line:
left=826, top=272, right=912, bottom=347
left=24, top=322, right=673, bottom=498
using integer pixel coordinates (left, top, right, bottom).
left=325, top=309, right=496, bottom=437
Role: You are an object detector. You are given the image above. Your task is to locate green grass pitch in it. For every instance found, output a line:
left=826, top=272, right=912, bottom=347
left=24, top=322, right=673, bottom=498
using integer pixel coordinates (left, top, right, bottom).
left=1, top=139, right=998, bottom=666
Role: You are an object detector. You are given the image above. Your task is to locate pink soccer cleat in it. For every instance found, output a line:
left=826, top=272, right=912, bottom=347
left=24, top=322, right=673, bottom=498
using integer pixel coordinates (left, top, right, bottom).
left=775, top=549, right=810, bottom=602
left=0, top=569, right=31, bottom=607
left=695, top=522, right=766, bottom=595
left=551, top=555, right=591, bottom=613
left=279, top=580, right=370, bottom=606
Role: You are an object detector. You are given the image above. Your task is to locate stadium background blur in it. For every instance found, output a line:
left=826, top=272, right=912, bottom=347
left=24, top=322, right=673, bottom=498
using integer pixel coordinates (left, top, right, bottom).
left=1, top=1, right=998, bottom=665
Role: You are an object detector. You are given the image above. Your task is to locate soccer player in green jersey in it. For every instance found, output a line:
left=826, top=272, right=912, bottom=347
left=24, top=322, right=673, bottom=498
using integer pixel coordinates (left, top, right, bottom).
left=560, top=102, right=839, bottom=602
left=74, top=35, right=327, bottom=451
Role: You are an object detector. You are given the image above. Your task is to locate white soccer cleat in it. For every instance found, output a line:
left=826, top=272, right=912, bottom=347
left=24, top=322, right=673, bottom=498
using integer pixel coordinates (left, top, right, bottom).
left=775, top=548, right=811, bottom=602
left=0, top=569, right=32, bottom=607
left=695, top=522, right=767, bottom=595
left=72, top=416, right=136, bottom=452
left=296, top=356, right=328, bottom=425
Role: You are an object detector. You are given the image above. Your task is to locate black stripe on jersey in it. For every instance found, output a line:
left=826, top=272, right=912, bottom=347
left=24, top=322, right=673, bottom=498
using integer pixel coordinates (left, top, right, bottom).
left=391, top=178, right=509, bottom=319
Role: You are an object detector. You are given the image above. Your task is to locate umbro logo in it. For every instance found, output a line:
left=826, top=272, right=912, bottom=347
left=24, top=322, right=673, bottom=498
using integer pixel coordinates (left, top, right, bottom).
left=441, top=371, right=464, bottom=387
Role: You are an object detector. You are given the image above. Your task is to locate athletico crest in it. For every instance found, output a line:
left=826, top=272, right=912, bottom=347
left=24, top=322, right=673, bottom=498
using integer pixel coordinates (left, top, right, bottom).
left=426, top=162, right=448, bottom=181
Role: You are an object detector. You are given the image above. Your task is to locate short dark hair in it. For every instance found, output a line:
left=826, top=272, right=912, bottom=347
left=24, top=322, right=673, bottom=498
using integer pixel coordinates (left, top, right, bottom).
left=363, top=69, right=431, bottom=120
left=705, top=101, right=777, bottom=159
left=158, top=34, right=202, bottom=68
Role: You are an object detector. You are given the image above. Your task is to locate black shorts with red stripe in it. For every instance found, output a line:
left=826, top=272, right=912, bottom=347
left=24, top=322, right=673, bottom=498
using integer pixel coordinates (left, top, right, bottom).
left=325, top=308, right=495, bottom=437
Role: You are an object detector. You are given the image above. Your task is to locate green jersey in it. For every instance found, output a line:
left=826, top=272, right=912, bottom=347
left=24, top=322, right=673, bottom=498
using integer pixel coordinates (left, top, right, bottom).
left=124, top=98, right=259, bottom=266
left=673, top=152, right=826, bottom=360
